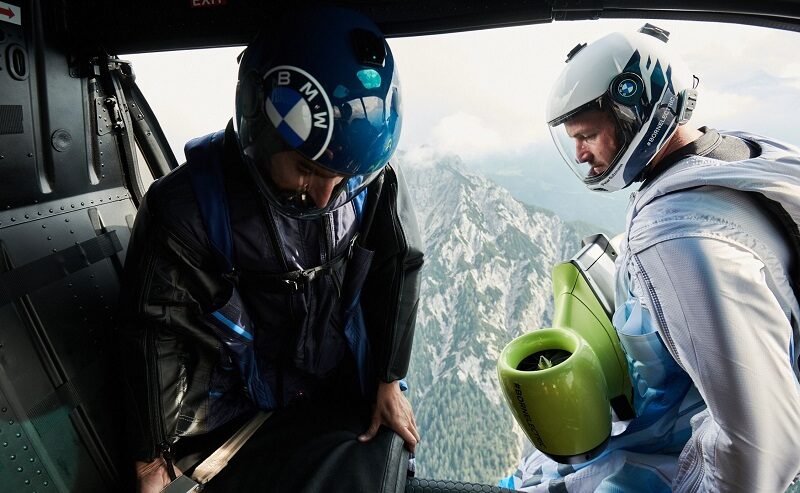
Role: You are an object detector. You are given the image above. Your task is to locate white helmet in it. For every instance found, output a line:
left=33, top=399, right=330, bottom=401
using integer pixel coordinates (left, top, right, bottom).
left=546, top=24, right=698, bottom=192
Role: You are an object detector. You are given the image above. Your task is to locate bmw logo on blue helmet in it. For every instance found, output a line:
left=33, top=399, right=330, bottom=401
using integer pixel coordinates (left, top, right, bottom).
left=609, top=72, right=644, bottom=105
left=263, top=65, right=334, bottom=161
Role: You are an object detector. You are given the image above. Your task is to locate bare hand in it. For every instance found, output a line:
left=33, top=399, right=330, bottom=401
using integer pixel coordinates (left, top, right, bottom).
left=358, top=380, right=420, bottom=453
left=135, top=459, right=183, bottom=493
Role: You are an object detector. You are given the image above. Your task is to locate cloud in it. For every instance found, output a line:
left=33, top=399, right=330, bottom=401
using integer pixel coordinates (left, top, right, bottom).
left=125, top=19, right=800, bottom=163
left=392, top=19, right=800, bottom=158
left=430, top=112, right=537, bottom=159
left=690, top=89, right=760, bottom=123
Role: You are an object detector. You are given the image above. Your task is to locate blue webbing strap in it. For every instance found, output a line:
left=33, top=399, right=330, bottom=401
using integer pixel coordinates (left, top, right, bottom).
left=185, top=130, right=234, bottom=273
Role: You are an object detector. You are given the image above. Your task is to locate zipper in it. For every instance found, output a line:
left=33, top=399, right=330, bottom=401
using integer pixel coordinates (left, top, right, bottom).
left=258, top=199, right=290, bottom=407
left=385, top=180, right=407, bottom=359
left=145, top=325, right=169, bottom=459
left=139, top=236, right=175, bottom=460
left=683, top=425, right=709, bottom=492
left=634, top=255, right=683, bottom=366
left=259, top=198, right=290, bottom=272
left=323, top=212, right=334, bottom=265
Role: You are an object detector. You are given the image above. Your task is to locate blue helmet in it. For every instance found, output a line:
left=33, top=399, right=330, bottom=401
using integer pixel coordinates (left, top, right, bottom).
left=235, top=7, right=402, bottom=218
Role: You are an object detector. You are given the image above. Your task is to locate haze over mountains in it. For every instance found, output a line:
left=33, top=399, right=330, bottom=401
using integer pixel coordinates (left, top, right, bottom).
left=399, top=151, right=600, bottom=483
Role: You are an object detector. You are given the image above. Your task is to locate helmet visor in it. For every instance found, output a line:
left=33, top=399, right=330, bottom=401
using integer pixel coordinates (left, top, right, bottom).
left=548, top=100, right=629, bottom=188
left=244, top=142, right=382, bottom=219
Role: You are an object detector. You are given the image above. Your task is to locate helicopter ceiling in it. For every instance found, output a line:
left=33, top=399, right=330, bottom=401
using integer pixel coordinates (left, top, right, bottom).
left=61, top=0, right=800, bottom=54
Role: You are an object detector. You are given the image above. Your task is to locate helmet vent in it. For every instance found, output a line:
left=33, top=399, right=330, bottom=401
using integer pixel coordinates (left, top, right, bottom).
left=638, top=23, right=670, bottom=42
left=352, top=28, right=386, bottom=67
left=565, top=43, right=587, bottom=63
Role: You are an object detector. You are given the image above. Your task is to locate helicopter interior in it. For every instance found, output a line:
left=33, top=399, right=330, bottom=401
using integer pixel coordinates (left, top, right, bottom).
left=1, top=1, right=799, bottom=492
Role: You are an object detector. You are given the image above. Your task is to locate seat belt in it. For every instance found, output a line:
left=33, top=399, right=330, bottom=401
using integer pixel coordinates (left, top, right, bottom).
left=160, top=410, right=272, bottom=493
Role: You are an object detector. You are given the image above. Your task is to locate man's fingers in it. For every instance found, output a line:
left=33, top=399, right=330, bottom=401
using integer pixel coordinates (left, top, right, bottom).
left=358, top=419, right=380, bottom=442
left=410, top=424, right=421, bottom=444
left=399, top=427, right=417, bottom=453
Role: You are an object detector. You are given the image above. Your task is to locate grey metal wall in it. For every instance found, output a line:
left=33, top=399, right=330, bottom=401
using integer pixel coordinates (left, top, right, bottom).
left=1, top=1, right=140, bottom=491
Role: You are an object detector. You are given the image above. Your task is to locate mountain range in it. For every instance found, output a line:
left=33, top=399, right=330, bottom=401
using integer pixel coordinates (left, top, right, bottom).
left=399, top=151, right=600, bottom=483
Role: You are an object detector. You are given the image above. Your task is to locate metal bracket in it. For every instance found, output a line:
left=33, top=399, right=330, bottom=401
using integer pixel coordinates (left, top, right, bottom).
left=94, top=97, right=113, bottom=136
left=160, top=474, right=201, bottom=493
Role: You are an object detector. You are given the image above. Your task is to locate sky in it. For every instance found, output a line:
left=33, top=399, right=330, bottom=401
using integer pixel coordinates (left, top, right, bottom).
left=127, top=18, right=800, bottom=230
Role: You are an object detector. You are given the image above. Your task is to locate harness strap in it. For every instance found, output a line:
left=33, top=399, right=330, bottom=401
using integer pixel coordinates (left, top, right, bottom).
left=185, top=130, right=381, bottom=288
left=0, top=230, right=122, bottom=307
left=240, top=248, right=351, bottom=294
left=185, top=130, right=233, bottom=273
